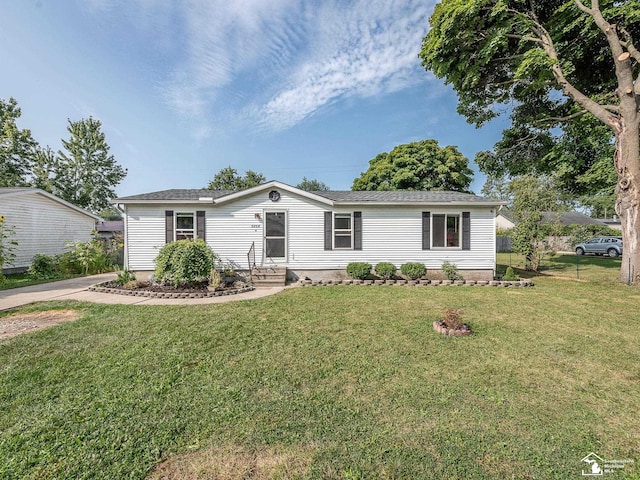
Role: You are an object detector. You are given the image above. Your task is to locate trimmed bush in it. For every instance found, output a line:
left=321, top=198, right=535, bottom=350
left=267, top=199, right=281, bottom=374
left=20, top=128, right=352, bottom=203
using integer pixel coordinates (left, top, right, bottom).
left=114, top=269, right=137, bottom=286
left=442, top=261, right=464, bottom=281
left=375, top=262, right=396, bottom=280
left=502, top=266, right=520, bottom=281
left=346, top=262, right=372, bottom=280
left=400, top=262, right=426, bottom=280
left=154, top=239, right=218, bottom=287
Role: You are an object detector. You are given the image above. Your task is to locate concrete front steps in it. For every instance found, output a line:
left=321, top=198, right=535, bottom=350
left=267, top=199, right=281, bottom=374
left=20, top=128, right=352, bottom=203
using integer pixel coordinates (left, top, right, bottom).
left=251, top=266, right=287, bottom=287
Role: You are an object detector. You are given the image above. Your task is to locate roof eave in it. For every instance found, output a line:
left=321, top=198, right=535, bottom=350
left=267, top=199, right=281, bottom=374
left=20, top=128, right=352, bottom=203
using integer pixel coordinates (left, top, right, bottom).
left=333, top=200, right=507, bottom=207
left=213, top=180, right=335, bottom=206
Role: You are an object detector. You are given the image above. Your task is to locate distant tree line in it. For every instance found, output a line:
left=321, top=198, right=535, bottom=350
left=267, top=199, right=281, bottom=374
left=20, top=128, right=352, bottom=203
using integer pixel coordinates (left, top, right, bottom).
left=207, top=139, right=475, bottom=194
left=1, top=97, right=127, bottom=214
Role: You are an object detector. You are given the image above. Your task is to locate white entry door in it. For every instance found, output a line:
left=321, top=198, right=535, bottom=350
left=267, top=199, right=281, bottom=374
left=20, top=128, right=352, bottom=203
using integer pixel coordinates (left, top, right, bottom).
left=264, top=211, right=286, bottom=262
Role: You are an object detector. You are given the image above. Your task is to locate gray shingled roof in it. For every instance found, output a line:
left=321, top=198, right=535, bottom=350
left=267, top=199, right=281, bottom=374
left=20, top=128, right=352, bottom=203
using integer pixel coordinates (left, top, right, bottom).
left=542, top=211, right=608, bottom=226
left=115, top=187, right=501, bottom=205
left=313, top=190, right=497, bottom=203
left=115, top=189, right=233, bottom=201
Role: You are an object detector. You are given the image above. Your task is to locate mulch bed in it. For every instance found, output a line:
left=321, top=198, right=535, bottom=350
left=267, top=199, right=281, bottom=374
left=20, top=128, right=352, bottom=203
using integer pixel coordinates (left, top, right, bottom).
left=90, top=282, right=255, bottom=298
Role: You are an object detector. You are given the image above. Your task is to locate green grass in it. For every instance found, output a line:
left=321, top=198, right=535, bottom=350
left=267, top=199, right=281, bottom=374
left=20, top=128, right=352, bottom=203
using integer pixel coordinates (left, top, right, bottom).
left=0, top=272, right=84, bottom=290
left=1, top=268, right=639, bottom=478
left=498, top=252, right=623, bottom=283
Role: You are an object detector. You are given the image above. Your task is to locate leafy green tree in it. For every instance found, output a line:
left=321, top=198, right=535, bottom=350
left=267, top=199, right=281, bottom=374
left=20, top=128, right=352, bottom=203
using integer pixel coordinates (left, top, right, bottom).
left=31, top=146, right=57, bottom=193
left=0, top=98, right=37, bottom=187
left=206, top=166, right=265, bottom=190
left=352, top=140, right=473, bottom=192
left=581, top=192, right=617, bottom=219
left=54, top=117, right=127, bottom=213
left=509, top=175, right=565, bottom=272
left=96, top=206, right=123, bottom=221
left=296, top=177, right=330, bottom=191
left=420, top=0, right=639, bottom=283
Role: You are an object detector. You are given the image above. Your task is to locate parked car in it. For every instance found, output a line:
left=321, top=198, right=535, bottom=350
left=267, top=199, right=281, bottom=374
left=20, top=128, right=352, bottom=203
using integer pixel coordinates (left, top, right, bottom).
left=575, top=237, right=623, bottom=257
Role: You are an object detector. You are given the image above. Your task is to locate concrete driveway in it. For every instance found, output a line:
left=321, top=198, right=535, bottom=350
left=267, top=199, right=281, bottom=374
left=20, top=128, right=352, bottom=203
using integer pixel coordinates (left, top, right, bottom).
left=0, top=274, right=283, bottom=311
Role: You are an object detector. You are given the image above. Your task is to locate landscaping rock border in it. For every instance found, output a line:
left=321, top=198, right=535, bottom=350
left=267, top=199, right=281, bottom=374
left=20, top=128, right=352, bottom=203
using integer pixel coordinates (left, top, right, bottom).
left=90, top=282, right=256, bottom=299
left=298, top=279, right=533, bottom=288
left=433, top=320, right=472, bottom=336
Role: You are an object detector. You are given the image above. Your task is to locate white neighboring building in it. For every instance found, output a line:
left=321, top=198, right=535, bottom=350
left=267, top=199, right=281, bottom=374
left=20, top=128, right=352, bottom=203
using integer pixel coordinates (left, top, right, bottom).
left=0, top=188, right=100, bottom=273
left=115, top=181, right=505, bottom=281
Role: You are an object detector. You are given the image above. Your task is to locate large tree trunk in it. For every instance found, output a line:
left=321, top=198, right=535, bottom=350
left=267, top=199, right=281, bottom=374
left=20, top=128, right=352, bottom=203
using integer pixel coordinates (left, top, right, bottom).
left=615, top=121, right=640, bottom=284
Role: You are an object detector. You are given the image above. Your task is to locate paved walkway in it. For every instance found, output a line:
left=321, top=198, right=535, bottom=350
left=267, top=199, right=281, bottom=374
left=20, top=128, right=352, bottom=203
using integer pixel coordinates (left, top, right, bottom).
left=0, top=273, right=285, bottom=311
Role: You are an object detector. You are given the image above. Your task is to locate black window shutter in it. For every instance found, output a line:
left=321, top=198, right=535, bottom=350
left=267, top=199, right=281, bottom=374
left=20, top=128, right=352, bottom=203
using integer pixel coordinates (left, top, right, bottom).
left=324, top=212, right=332, bottom=250
left=462, top=212, right=471, bottom=250
left=422, top=212, right=431, bottom=250
left=353, top=211, right=362, bottom=250
left=196, top=210, right=206, bottom=241
left=165, top=210, right=174, bottom=243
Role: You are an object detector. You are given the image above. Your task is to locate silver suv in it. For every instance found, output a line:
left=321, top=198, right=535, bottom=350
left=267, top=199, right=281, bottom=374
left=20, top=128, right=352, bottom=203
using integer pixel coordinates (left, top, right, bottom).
left=575, top=236, right=623, bottom=257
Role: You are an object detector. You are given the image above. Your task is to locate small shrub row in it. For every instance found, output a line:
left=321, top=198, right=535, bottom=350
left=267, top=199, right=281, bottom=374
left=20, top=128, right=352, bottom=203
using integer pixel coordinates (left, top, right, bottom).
left=441, top=261, right=464, bottom=281
left=346, top=262, right=429, bottom=281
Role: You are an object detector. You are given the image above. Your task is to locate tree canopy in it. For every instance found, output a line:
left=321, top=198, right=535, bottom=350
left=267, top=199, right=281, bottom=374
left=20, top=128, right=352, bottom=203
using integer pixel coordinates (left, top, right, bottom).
left=421, top=0, right=639, bottom=283
left=0, top=98, right=127, bottom=213
left=296, top=177, right=330, bottom=191
left=352, top=140, right=473, bottom=192
left=0, top=98, right=37, bottom=187
left=206, top=167, right=266, bottom=190
left=54, top=118, right=127, bottom=213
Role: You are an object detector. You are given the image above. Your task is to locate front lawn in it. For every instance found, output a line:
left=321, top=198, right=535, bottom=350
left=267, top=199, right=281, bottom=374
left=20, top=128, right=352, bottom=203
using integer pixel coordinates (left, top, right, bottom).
left=0, top=272, right=638, bottom=478
left=498, top=252, right=623, bottom=283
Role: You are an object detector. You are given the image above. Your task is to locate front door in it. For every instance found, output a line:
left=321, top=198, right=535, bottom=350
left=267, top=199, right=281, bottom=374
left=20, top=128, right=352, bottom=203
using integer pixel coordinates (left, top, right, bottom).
left=264, top=211, right=286, bottom=262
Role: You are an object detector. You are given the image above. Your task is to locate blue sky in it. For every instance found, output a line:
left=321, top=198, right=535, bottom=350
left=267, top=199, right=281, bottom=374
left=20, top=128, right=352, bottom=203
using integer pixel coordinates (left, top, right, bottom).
left=1, top=0, right=509, bottom=197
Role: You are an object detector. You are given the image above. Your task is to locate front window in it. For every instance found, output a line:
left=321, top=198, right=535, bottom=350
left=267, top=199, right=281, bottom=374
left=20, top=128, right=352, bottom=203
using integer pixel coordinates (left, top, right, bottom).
left=334, top=213, right=352, bottom=249
left=432, top=214, right=460, bottom=248
left=175, top=212, right=195, bottom=240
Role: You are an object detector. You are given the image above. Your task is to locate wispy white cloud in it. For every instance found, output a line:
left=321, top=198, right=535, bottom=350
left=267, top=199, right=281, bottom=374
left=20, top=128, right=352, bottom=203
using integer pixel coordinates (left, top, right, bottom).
left=256, top=0, right=433, bottom=131
left=85, top=0, right=434, bottom=134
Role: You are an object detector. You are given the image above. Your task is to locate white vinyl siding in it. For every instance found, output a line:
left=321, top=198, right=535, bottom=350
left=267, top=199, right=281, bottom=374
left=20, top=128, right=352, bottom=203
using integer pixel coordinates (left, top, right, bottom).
left=0, top=191, right=95, bottom=270
left=124, top=191, right=497, bottom=273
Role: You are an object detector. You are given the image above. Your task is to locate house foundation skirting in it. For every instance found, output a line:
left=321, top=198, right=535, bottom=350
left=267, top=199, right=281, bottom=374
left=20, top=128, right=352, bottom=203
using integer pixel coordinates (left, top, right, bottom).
left=287, top=268, right=495, bottom=283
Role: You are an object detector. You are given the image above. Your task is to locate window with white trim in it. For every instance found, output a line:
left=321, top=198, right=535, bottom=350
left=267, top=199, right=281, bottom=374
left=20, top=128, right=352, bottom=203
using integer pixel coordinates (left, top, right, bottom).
left=334, top=213, right=353, bottom=249
left=432, top=214, right=460, bottom=248
left=175, top=212, right=195, bottom=240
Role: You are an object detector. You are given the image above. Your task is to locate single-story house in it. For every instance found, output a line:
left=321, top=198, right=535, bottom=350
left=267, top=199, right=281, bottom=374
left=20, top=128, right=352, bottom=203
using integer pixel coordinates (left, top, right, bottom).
left=597, top=216, right=622, bottom=231
left=114, top=181, right=505, bottom=281
left=0, top=188, right=101, bottom=273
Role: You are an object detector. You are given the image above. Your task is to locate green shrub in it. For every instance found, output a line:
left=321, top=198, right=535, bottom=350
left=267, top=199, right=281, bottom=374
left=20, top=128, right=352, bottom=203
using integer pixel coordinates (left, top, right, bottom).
left=400, top=262, right=426, bottom=280
left=346, top=262, right=372, bottom=280
left=442, top=261, right=464, bottom=281
left=209, top=268, right=222, bottom=289
left=28, top=254, right=59, bottom=279
left=502, top=266, right=520, bottom=281
left=66, top=232, right=114, bottom=275
left=114, top=269, right=137, bottom=286
left=55, top=251, right=83, bottom=275
left=154, top=239, right=218, bottom=287
left=374, top=262, right=396, bottom=280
